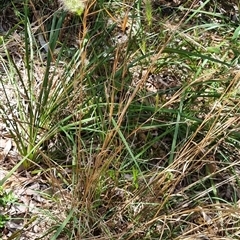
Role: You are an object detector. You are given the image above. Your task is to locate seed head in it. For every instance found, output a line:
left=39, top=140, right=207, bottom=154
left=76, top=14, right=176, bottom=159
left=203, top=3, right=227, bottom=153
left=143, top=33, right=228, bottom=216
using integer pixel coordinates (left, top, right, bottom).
left=60, top=0, right=85, bottom=16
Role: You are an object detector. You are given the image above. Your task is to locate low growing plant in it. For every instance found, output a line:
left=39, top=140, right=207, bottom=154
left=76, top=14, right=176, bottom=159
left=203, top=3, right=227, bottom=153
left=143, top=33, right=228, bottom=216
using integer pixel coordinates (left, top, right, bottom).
left=0, top=186, right=17, bottom=231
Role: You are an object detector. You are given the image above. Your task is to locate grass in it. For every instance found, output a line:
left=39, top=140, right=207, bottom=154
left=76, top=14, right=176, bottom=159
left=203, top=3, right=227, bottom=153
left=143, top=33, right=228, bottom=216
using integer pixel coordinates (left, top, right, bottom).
left=0, top=0, right=240, bottom=239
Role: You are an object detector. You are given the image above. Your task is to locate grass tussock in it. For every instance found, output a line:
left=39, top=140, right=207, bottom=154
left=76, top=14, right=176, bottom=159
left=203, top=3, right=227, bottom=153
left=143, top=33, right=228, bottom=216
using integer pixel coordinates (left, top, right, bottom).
left=0, top=0, right=240, bottom=239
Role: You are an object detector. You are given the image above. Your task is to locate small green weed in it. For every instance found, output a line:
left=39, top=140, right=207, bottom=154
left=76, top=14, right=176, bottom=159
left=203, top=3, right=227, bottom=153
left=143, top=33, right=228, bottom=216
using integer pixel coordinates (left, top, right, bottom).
left=0, top=186, right=17, bottom=231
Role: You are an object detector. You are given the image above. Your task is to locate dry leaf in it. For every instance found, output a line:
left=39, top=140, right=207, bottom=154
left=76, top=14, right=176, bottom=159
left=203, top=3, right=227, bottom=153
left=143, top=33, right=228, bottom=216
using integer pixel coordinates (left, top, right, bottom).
left=0, top=139, right=12, bottom=161
left=3, top=139, right=12, bottom=160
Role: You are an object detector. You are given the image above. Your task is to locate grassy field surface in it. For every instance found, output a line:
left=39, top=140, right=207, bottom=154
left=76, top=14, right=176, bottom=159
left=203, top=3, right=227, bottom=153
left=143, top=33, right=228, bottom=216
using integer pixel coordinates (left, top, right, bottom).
left=0, top=0, right=240, bottom=239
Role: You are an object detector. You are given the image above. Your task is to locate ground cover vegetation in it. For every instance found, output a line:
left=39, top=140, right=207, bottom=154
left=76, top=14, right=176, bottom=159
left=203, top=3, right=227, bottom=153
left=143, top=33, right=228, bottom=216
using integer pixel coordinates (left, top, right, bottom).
left=0, top=0, right=240, bottom=239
